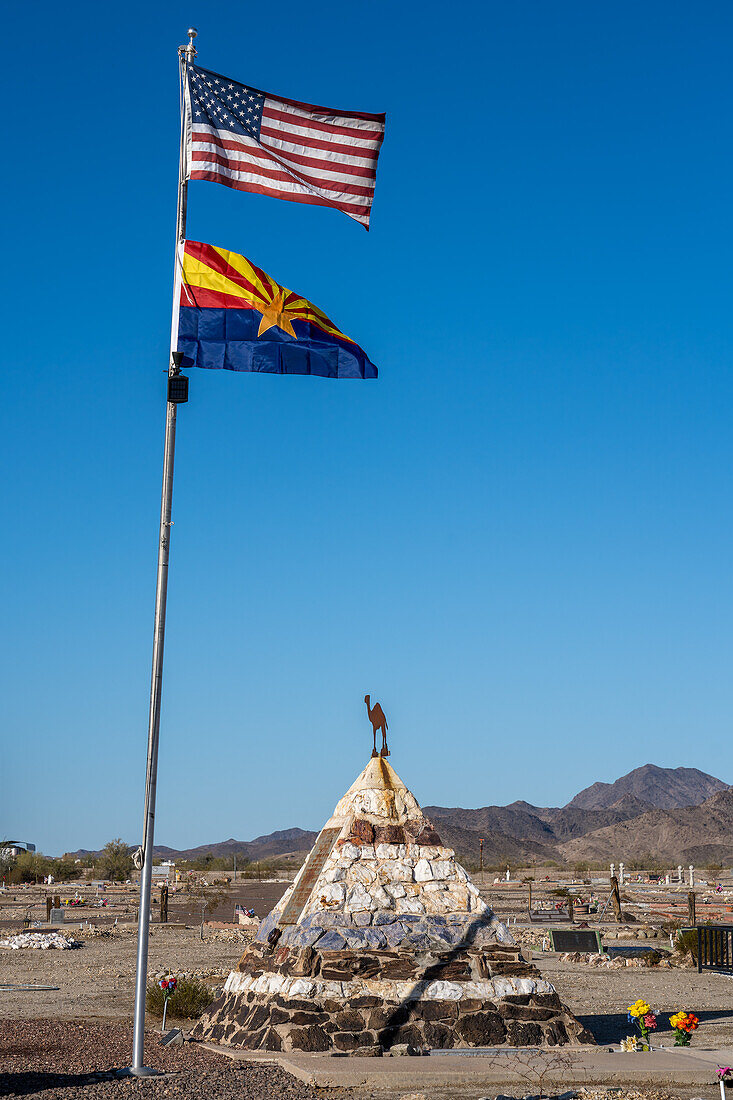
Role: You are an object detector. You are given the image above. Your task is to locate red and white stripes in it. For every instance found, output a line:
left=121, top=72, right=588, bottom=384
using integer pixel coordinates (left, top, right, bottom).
left=187, top=91, right=385, bottom=229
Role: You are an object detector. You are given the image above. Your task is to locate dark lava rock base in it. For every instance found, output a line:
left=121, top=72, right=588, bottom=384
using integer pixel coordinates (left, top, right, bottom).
left=192, top=940, right=593, bottom=1053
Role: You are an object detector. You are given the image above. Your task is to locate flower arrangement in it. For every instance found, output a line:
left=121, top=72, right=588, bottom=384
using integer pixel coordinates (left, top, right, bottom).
left=626, top=999, right=658, bottom=1050
left=669, top=1011, right=699, bottom=1046
left=620, top=1036, right=640, bottom=1052
left=718, top=1066, right=733, bottom=1099
left=159, top=975, right=177, bottom=1031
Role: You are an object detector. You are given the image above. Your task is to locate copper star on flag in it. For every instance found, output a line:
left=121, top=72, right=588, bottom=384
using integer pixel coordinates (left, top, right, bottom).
left=257, top=290, right=298, bottom=338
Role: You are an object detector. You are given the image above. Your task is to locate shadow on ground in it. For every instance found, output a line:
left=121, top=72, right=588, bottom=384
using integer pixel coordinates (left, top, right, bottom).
left=0, top=1072, right=120, bottom=1097
left=578, top=1007, right=733, bottom=1045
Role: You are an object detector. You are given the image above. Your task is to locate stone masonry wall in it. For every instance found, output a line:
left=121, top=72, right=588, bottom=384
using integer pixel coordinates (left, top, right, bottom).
left=192, top=937, right=593, bottom=1052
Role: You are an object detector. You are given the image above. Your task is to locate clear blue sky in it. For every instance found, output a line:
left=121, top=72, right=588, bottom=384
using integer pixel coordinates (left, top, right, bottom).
left=3, top=2, right=733, bottom=856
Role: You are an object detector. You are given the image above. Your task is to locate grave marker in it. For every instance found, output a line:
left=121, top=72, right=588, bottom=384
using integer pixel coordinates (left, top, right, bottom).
left=549, top=928, right=604, bottom=953
left=279, top=826, right=341, bottom=926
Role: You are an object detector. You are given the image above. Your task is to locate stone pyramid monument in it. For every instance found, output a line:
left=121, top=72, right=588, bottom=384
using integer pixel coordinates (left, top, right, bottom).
left=193, top=755, right=591, bottom=1053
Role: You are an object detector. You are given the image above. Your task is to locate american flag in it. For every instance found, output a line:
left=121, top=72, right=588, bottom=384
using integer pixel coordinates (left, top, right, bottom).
left=185, top=65, right=385, bottom=229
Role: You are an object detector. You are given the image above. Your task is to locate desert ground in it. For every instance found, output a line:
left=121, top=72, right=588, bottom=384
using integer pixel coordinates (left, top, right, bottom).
left=2, top=874, right=731, bottom=1098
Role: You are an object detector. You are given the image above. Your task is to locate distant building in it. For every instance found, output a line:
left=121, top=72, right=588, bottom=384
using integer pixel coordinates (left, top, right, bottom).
left=1, top=841, right=36, bottom=859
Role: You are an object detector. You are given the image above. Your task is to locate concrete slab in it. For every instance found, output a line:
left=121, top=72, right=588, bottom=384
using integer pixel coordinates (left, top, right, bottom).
left=201, top=1041, right=731, bottom=1093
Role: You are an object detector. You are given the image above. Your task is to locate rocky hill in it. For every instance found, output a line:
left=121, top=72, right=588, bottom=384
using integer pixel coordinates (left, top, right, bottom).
left=153, top=827, right=318, bottom=863
left=422, top=800, right=648, bottom=864
left=425, top=766, right=729, bottom=866
left=558, top=788, right=733, bottom=864
left=566, top=764, right=726, bottom=811
left=73, top=765, right=729, bottom=868
left=70, top=828, right=318, bottom=866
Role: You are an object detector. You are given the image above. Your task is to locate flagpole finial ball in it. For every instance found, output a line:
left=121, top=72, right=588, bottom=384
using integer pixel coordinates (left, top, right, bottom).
left=188, top=28, right=197, bottom=39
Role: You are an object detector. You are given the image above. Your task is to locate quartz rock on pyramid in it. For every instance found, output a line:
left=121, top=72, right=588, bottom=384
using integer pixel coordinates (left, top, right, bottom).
left=192, top=756, right=592, bottom=1052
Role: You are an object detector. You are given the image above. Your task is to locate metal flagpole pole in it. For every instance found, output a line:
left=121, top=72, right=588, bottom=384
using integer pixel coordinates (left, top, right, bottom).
left=121, top=28, right=197, bottom=1077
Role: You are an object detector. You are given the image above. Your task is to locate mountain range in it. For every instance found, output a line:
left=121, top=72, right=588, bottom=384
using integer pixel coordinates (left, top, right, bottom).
left=566, top=764, right=726, bottom=811
left=71, top=764, right=731, bottom=867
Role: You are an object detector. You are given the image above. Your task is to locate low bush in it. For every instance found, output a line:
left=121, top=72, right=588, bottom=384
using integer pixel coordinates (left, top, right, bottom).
left=146, top=977, right=214, bottom=1020
left=642, top=950, right=666, bottom=967
left=674, top=929, right=698, bottom=963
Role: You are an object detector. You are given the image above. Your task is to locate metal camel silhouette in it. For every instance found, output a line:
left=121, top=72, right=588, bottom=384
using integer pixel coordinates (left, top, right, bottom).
left=365, top=695, right=389, bottom=757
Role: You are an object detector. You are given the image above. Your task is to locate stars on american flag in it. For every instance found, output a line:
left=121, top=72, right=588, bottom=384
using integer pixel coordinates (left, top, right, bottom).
left=188, top=66, right=263, bottom=138
left=185, top=62, right=384, bottom=228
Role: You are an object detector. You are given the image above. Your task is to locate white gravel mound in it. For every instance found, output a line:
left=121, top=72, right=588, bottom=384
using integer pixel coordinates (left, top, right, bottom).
left=0, top=931, right=80, bottom=950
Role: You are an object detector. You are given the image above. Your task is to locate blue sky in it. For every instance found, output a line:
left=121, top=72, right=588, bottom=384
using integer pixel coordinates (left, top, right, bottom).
left=3, top=2, right=733, bottom=855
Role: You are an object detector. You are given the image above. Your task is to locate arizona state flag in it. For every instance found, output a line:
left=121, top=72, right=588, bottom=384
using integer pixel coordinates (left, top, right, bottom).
left=177, top=241, right=377, bottom=379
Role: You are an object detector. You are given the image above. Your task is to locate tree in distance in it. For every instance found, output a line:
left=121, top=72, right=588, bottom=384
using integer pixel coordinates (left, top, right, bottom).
left=97, top=839, right=134, bottom=882
left=1, top=843, right=79, bottom=884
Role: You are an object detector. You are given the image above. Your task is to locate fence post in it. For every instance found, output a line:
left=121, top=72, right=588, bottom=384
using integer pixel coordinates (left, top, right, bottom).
left=610, top=875, right=622, bottom=922
left=688, top=891, right=696, bottom=925
left=697, top=926, right=702, bottom=974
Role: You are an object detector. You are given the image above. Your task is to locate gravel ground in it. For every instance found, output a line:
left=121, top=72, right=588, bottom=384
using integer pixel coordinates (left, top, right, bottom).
left=0, top=927, right=242, bottom=1021
left=0, top=1019, right=345, bottom=1100
left=4, top=926, right=733, bottom=1046
left=540, top=954, right=733, bottom=1045
left=0, top=1021, right=690, bottom=1100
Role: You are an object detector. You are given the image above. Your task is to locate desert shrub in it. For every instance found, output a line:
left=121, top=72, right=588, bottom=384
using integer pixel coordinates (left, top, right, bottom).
left=97, top=839, right=133, bottom=882
left=551, top=887, right=568, bottom=898
left=146, top=977, right=214, bottom=1019
left=8, top=851, right=53, bottom=884
left=674, top=929, right=698, bottom=963
left=642, top=950, right=666, bottom=967
left=50, top=858, right=79, bottom=882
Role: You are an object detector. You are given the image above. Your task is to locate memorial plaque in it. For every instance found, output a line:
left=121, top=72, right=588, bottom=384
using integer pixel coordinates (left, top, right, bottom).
left=49, top=908, right=64, bottom=925
left=279, top=826, right=342, bottom=926
left=549, top=928, right=603, bottom=953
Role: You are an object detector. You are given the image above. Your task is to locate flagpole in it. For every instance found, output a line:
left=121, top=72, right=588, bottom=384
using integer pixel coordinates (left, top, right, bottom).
left=122, top=28, right=197, bottom=1077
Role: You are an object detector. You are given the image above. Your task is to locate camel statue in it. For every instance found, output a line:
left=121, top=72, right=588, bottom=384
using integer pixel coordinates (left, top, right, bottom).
left=364, top=695, right=389, bottom=757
